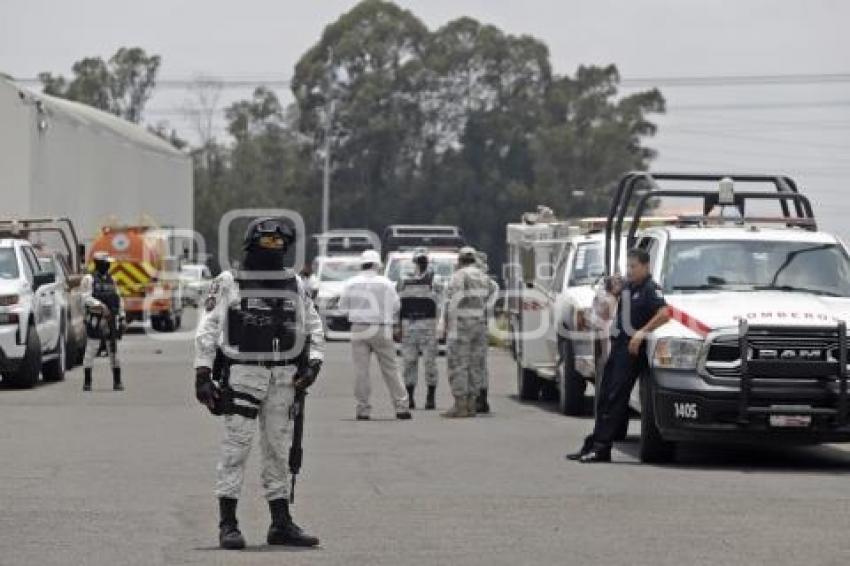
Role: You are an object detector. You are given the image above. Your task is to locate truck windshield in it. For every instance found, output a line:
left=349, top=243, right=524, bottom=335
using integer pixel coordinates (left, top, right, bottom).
left=569, top=243, right=605, bottom=286
left=664, top=240, right=850, bottom=297
left=320, top=260, right=361, bottom=282
left=0, top=249, right=19, bottom=279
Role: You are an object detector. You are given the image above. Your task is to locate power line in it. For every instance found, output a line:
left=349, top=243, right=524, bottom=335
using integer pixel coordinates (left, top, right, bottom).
left=13, top=72, right=850, bottom=89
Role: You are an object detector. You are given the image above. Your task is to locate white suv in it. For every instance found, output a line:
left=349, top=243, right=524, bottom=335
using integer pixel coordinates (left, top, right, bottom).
left=0, top=238, right=65, bottom=387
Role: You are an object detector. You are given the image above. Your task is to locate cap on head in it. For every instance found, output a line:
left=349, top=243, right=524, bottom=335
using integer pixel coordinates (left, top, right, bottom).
left=458, top=246, right=476, bottom=262
left=361, top=249, right=381, bottom=268
left=412, top=247, right=428, bottom=261
left=93, top=251, right=110, bottom=262
left=243, top=217, right=296, bottom=251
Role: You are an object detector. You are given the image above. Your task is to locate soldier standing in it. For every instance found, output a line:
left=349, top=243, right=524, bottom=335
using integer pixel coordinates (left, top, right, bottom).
left=194, top=218, right=324, bottom=550
left=398, top=248, right=439, bottom=410
left=442, top=246, right=495, bottom=418
left=80, top=251, right=124, bottom=391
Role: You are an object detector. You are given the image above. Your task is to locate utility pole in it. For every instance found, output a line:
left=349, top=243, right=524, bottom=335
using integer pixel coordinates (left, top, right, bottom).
left=320, top=48, right=334, bottom=235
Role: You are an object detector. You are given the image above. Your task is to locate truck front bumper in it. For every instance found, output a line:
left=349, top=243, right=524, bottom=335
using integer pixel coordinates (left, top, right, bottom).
left=651, top=369, right=850, bottom=444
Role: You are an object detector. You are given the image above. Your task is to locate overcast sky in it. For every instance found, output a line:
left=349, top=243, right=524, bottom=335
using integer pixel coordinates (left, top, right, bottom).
left=1, top=0, right=849, bottom=235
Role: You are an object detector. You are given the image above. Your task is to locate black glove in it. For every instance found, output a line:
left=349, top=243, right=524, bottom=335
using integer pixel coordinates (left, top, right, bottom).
left=294, top=359, right=322, bottom=391
left=195, top=367, right=220, bottom=413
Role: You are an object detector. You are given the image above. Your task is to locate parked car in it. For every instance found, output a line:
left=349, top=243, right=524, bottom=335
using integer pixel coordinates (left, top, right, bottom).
left=180, top=263, right=212, bottom=307
left=313, top=255, right=366, bottom=341
left=0, top=238, right=66, bottom=387
left=36, top=251, right=86, bottom=367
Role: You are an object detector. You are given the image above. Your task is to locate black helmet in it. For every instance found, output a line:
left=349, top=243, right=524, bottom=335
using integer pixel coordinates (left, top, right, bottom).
left=242, top=217, right=296, bottom=251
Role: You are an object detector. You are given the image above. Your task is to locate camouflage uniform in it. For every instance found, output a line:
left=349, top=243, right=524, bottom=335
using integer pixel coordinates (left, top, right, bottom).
left=398, top=270, right=439, bottom=389
left=445, top=264, right=494, bottom=399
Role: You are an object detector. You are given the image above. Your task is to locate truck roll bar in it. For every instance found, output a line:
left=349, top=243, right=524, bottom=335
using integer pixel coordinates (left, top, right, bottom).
left=603, top=172, right=813, bottom=274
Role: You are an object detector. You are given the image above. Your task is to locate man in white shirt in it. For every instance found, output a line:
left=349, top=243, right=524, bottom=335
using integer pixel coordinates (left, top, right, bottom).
left=338, top=250, right=411, bottom=420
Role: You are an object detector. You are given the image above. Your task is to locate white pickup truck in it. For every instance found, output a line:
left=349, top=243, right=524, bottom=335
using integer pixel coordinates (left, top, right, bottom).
left=603, top=172, right=850, bottom=463
left=0, top=238, right=66, bottom=387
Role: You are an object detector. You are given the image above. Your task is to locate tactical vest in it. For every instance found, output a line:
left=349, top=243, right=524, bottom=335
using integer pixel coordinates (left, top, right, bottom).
left=92, top=273, right=121, bottom=313
left=400, top=270, right=437, bottom=320
left=86, top=273, right=120, bottom=339
left=225, top=274, right=305, bottom=363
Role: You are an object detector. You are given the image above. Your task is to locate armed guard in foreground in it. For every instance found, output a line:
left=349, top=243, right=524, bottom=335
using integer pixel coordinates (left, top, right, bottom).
left=442, top=246, right=496, bottom=418
left=398, top=248, right=440, bottom=410
left=194, top=218, right=324, bottom=550
left=80, top=251, right=125, bottom=391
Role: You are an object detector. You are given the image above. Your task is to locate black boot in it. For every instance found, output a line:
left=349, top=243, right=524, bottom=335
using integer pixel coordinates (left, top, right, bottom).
left=267, top=499, right=319, bottom=547
left=218, top=497, right=246, bottom=550
left=425, top=386, right=436, bottom=410
left=112, top=367, right=124, bottom=391
left=406, top=385, right=415, bottom=409
left=476, top=388, right=490, bottom=414
left=83, top=368, right=92, bottom=391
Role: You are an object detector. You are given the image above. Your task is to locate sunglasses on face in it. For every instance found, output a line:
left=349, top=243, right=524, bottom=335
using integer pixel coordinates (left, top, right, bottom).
left=258, top=234, right=286, bottom=249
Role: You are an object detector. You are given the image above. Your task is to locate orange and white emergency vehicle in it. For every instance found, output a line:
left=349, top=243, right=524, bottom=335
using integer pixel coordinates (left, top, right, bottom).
left=87, top=225, right=183, bottom=332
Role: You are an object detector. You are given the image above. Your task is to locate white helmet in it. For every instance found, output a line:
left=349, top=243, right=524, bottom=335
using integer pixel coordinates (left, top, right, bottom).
left=361, top=249, right=382, bottom=268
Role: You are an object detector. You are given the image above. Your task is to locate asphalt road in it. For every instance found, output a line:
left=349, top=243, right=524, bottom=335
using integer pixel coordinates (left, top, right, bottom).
left=2, top=310, right=850, bottom=566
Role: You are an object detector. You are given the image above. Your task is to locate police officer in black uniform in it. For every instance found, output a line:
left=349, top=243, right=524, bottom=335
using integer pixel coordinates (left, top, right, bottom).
left=567, top=248, right=669, bottom=463
left=81, top=251, right=124, bottom=391
left=194, top=218, right=325, bottom=550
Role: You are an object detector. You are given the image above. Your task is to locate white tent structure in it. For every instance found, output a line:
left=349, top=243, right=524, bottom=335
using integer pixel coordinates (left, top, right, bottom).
left=0, top=76, right=192, bottom=245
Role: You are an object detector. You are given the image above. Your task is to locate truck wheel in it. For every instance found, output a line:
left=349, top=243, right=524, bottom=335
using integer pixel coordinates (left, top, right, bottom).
left=43, top=329, right=66, bottom=382
left=8, top=325, right=41, bottom=389
left=517, top=364, right=540, bottom=401
left=638, top=376, right=676, bottom=464
left=559, top=339, right=586, bottom=416
left=160, top=313, right=176, bottom=332
left=508, top=320, right=518, bottom=361
left=65, top=330, right=76, bottom=370
left=541, top=380, right=559, bottom=402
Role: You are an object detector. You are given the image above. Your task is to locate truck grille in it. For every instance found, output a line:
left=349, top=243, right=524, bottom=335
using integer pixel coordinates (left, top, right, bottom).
left=705, top=327, right=843, bottom=380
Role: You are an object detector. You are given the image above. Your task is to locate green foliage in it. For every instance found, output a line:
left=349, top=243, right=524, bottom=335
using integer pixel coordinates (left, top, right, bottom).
left=287, top=1, right=665, bottom=271
left=38, top=47, right=161, bottom=123
left=193, top=88, right=317, bottom=270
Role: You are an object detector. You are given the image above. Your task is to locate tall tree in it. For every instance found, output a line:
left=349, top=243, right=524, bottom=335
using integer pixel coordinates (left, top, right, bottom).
left=292, top=0, right=430, bottom=230
left=38, top=47, right=161, bottom=123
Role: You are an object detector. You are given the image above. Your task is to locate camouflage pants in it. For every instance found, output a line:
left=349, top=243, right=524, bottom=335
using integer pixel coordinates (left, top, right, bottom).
left=216, top=364, right=297, bottom=501
left=402, top=319, right=439, bottom=388
left=447, top=317, right=488, bottom=398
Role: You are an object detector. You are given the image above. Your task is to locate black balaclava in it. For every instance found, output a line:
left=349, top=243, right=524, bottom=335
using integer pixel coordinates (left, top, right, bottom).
left=243, top=246, right=287, bottom=272
left=94, top=259, right=110, bottom=276
left=415, top=256, right=428, bottom=274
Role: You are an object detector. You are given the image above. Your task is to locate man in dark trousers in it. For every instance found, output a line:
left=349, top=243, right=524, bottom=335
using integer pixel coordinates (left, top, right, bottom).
left=567, top=248, right=669, bottom=463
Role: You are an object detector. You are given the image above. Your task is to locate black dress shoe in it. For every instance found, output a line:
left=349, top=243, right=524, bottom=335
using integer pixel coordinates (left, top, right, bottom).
left=566, top=436, right=595, bottom=461
left=579, top=448, right=612, bottom=463
left=396, top=411, right=412, bottom=420
left=356, top=414, right=370, bottom=421
left=566, top=449, right=589, bottom=461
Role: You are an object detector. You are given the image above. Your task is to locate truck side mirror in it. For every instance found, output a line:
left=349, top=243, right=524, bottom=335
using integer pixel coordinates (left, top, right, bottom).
left=78, top=243, right=87, bottom=269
